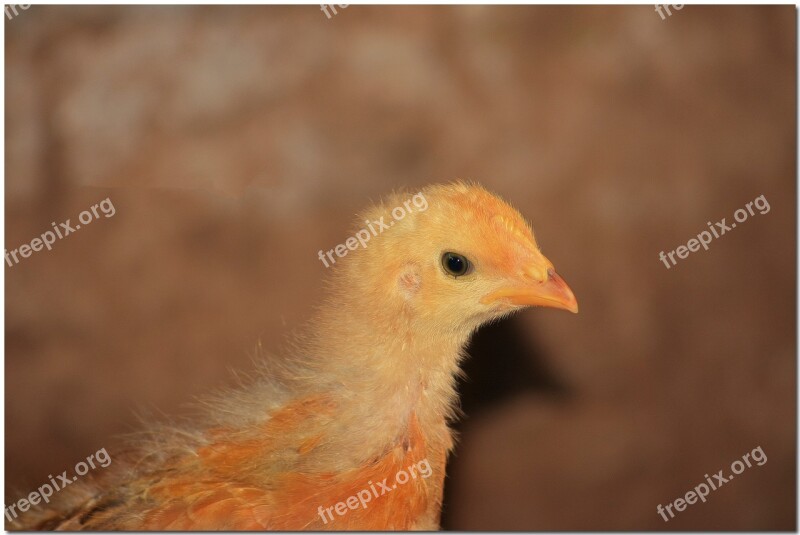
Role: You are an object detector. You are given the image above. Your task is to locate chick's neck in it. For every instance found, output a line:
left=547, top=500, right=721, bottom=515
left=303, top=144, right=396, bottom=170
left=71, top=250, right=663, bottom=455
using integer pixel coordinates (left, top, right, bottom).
left=294, top=269, right=468, bottom=458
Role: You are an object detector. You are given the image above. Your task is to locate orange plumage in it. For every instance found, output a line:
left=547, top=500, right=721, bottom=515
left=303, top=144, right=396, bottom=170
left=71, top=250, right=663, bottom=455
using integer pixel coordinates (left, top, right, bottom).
left=12, top=182, right=577, bottom=531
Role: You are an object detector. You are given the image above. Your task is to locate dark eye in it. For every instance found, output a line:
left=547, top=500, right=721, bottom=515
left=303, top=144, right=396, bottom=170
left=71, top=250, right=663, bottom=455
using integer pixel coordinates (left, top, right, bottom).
left=442, top=252, right=472, bottom=277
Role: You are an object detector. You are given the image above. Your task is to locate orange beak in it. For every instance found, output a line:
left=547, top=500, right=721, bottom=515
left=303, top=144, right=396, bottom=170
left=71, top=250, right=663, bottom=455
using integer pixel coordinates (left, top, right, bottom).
left=481, top=269, right=579, bottom=313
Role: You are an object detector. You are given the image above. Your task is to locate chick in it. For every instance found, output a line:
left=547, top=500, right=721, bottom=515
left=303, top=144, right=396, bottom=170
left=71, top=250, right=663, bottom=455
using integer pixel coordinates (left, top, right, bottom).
left=14, top=182, right=577, bottom=531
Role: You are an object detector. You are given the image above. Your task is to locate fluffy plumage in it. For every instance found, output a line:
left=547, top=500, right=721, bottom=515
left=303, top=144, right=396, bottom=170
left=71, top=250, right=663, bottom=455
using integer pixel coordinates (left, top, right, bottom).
left=12, top=182, right=577, bottom=531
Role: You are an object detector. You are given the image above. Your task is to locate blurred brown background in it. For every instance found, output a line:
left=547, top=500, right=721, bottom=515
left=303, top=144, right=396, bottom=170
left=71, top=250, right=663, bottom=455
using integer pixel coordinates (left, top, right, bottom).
left=5, top=5, right=796, bottom=530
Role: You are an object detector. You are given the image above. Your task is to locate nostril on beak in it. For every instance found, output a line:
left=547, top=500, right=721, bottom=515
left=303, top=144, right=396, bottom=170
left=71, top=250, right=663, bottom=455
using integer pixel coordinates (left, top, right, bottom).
left=523, top=265, right=549, bottom=283
left=523, top=266, right=548, bottom=282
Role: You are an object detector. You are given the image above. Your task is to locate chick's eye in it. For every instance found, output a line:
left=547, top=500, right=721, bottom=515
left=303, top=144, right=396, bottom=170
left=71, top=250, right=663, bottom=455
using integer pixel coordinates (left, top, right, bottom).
left=442, top=252, right=472, bottom=277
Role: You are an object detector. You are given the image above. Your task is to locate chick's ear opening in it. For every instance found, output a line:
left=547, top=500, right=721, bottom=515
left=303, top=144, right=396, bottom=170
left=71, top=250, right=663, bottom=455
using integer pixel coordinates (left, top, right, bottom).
left=397, top=264, right=422, bottom=301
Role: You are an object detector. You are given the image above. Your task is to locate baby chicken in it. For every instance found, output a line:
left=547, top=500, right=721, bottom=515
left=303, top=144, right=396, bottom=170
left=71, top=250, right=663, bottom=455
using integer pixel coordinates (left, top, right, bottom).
left=14, top=182, right=577, bottom=531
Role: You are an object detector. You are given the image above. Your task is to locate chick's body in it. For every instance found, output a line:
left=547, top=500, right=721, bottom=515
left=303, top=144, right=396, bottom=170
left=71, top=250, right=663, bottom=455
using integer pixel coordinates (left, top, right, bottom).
left=15, top=183, right=576, bottom=531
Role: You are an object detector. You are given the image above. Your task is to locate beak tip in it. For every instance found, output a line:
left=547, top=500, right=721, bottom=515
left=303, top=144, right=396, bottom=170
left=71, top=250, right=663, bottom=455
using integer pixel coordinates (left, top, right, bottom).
left=560, top=295, right=579, bottom=314
left=566, top=294, right=579, bottom=314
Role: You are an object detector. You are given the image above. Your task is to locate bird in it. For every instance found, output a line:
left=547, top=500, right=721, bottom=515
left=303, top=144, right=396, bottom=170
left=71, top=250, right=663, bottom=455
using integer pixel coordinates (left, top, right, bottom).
left=12, top=182, right=577, bottom=531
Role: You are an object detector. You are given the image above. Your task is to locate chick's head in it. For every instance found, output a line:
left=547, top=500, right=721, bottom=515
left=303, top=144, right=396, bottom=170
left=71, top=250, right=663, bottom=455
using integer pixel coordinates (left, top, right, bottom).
left=349, top=182, right=578, bottom=336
